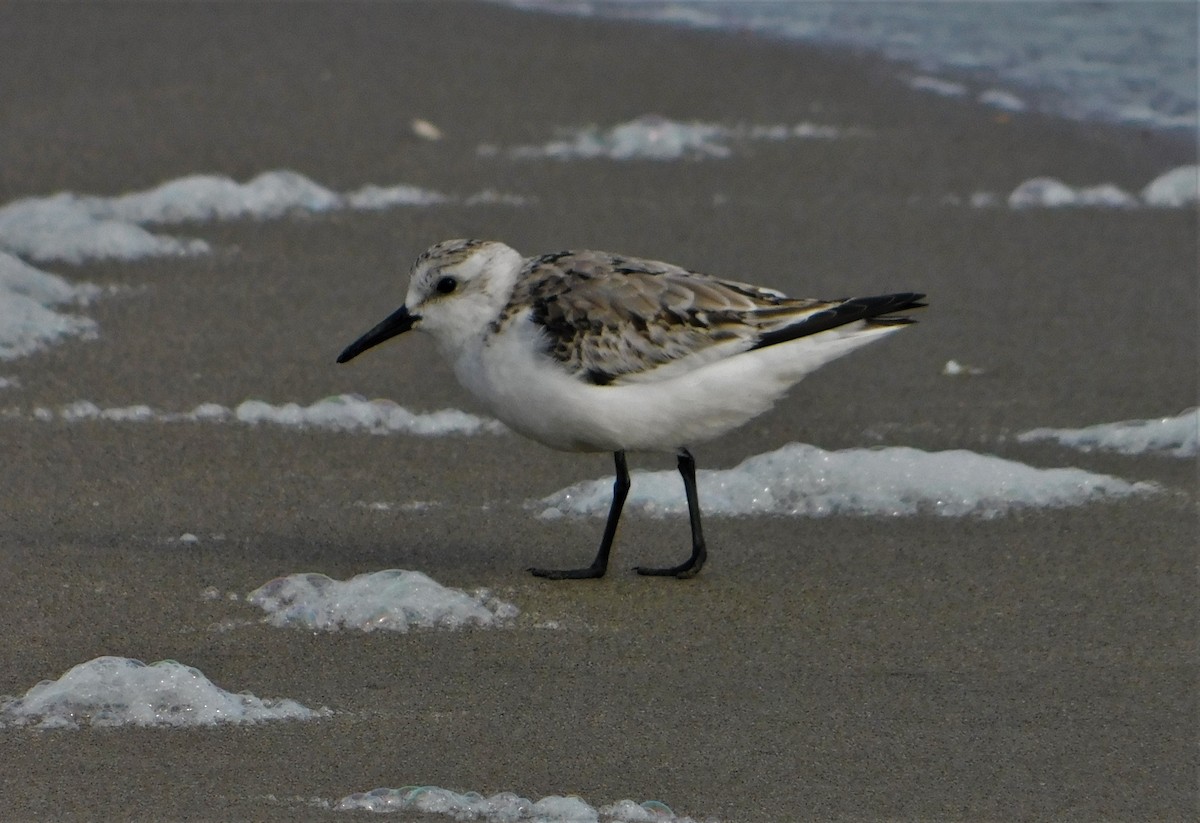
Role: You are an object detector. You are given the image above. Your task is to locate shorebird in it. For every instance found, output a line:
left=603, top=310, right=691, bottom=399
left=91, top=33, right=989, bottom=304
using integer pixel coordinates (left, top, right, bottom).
left=338, top=239, right=924, bottom=579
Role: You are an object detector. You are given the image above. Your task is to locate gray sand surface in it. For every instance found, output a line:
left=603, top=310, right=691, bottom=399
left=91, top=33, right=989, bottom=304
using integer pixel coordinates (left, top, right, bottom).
left=0, top=2, right=1195, bottom=820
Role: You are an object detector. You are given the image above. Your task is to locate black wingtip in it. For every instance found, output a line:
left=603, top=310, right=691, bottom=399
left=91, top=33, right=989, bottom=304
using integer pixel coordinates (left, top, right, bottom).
left=751, top=291, right=927, bottom=351
left=853, top=292, right=926, bottom=315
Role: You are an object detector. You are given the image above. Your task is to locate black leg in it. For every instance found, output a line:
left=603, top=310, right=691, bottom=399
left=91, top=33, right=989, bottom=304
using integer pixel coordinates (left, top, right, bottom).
left=634, top=448, right=707, bottom=579
left=530, top=451, right=629, bottom=580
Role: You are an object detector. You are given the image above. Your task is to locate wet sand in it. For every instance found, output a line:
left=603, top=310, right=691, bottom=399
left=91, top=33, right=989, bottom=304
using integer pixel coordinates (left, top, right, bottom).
left=0, top=2, right=1196, bottom=820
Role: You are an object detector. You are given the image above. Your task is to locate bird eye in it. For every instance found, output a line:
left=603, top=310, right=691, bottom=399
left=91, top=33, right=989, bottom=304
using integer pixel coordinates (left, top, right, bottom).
left=435, top=276, right=458, bottom=295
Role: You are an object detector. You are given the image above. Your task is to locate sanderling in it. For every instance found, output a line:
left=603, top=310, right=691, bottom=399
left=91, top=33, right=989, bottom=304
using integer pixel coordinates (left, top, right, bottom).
left=338, top=239, right=924, bottom=579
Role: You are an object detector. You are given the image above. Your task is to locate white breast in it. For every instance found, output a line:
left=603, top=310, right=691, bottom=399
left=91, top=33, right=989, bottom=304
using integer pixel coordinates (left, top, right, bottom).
left=449, top=312, right=903, bottom=454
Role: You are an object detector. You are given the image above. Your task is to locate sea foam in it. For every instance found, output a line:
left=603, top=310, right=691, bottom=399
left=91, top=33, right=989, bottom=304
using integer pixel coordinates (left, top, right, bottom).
left=978, top=88, right=1028, bottom=112
left=0, top=656, right=329, bottom=729
left=968, top=165, right=1198, bottom=209
left=24, top=394, right=505, bottom=436
left=1007, top=178, right=1139, bottom=208
left=0, top=251, right=99, bottom=360
left=0, top=170, right=522, bottom=264
left=334, top=786, right=704, bottom=822
left=908, top=75, right=968, bottom=97
left=493, top=114, right=850, bottom=161
left=1141, top=165, right=1200, bottom=207
left=506, top=1, right=1197, bottom=134
left=233, top=395, right=505, bottom=436
left=538, top=443, right=1158, bottom=521
left=247, top=570, right=518, bottom=632
left=0, top=192, right=207, bottom=263
left=0, top=171, right=528, bottom=365
left=1018, top=409, right=1199, bottom=458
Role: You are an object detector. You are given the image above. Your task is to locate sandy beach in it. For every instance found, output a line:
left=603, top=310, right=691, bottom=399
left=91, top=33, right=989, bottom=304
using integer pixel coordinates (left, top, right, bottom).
left=0, top=2, right=1195, bottom=820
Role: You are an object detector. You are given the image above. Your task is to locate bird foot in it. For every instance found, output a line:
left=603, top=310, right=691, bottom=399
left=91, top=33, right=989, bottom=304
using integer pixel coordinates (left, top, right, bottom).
left=528, top=565, right=606, bottom=580
left=633, top=561, right=703, bottom=579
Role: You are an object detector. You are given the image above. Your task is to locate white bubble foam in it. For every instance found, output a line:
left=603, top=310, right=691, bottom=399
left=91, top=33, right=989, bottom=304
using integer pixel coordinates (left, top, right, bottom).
left=0, top=170, right=527, bottom=265
left=538, top=443, right=1158, bottom=521
left=978, top=88, right=1028, bottom=112
left=0, top=656, right=329, bottom=729
left=1141, top=165, right=1199, bottom=207
left=247, top=570, right=518, bottom=633
left=463, top=189, right=537, bottom=207
left=501, top=114, right=852, bottom=161
left=411, top=118, right=444, bottom=141
left=353, top=500, right=437, bottom=512
left=21, top=394, right=505, bottom=436
left=59, top=400, right=157, bottom=422
left=941, top=359, right=984, bottom=376
left=1007, top=177, right=1138, bottom=208
left=0, top=172, right=528, bottom=365
left=0, top=250, right=99, bottom=305
left=0, top=192, right=207, bottom=264
left=334, top=786, right=705, bottom=822
left=102, top=170, right=344, bottom=224
left=510, top=115, right=730, bottom=161
left=0, top=251, right=99, bottom=360
left=908, top=75, right=968, bottom=97
left=355, top=500, right=394, bottom=511
left=971, top=167, right=1195, bottom=210
left=343, top=183, right=449, bottom=210
left=233, top=395, right=505, bottom=436
left=1018, top=409, right=1198, bottom=457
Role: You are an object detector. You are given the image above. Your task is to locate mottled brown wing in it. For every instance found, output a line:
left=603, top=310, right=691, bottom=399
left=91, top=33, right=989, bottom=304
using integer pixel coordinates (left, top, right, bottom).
left=501, top=250, right=832, bottom=385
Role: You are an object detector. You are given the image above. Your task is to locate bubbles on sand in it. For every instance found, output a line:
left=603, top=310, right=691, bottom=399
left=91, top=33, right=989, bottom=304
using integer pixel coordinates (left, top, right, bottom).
left=0, top=171, right=523, bottom=265
left=0, top=656, right=329, bottom=729
left=334, top=786, right=705, bottom=822
left=941, top=359, right=985, bottom=377
left=977, top=88, right=1027, bottom=112
left=836, top=167, right=1197, bottom=211
left=486, top=114, right=851, bottom=161
left=908, top=76, right=968, bottom=97
left=1006, top=178, right=1138, bottom=209
left=0, top=171, right=529, bottom=365
left=247, top=570, right=518, bottom=633
left=0, top=251, right=99, bottom=360
left=17, top=394, right=505, bottom=437
left=963, top=165, right=1198, bottom=210
left=1141, top=166, right=1200, bottom=208
left=233, top=395, right=506, bottom=436
left=1018, top=409, right=1199, bottom=458
left=538, top=443, right=1158, bottom=521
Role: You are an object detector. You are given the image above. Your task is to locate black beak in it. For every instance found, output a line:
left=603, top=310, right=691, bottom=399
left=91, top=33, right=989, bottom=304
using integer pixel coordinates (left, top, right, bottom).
left=336, top=305, right=417, bottom=363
